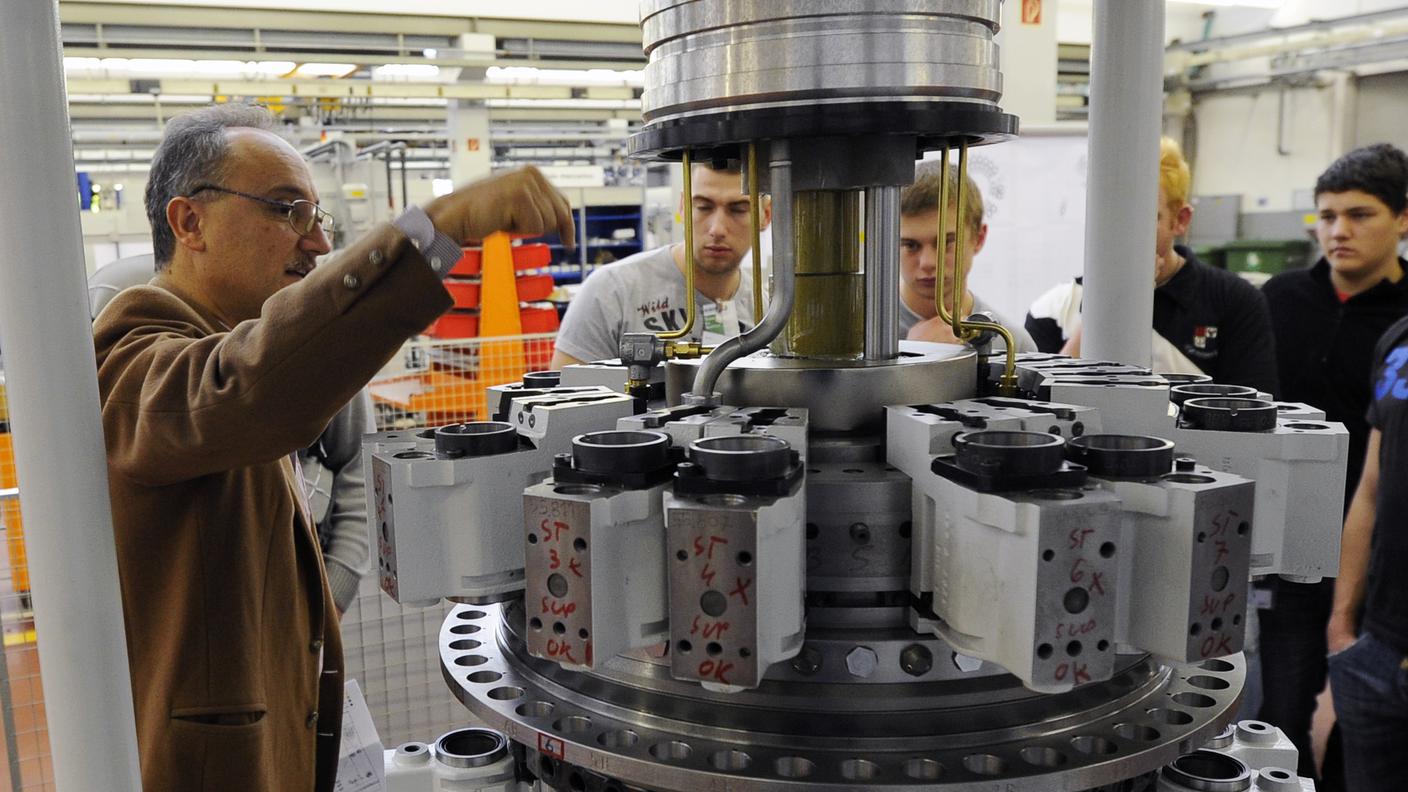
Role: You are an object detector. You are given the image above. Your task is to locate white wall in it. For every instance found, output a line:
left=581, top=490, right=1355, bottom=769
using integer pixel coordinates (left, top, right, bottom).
left=1182, top=0, right=1408, bottom=212
left=1190, top=86, right=1341, bottom=212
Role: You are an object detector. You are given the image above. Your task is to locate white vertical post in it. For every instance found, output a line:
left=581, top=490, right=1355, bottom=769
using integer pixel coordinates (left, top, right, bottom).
left=0, top=2, right=143, bottom=790
left=1082, top=0, right=1165, bottom=367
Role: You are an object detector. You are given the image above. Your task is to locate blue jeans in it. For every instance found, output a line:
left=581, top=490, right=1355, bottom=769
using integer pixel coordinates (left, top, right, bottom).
left=1328, top=631, right=1408, bottom=792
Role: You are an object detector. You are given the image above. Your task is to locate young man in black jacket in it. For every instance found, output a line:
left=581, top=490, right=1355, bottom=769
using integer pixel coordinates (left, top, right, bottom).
left=1259, top=143, right=1408, bottom=789
left=1025, top=137, right=1278, bottom=394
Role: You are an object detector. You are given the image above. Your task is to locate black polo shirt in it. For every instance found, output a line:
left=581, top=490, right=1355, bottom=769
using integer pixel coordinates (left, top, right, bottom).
left=1152, top=246, right=1278, bottom=393
left=1364, top=314, right=1408, bottom=653
left=1024, top=247, right=1278, bottom=393
left=1263, top=257, right=1408, bottom=512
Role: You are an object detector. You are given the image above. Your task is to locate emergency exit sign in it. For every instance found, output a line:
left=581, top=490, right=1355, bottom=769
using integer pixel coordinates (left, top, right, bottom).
left=1022, top=0, right=1042, bottom=24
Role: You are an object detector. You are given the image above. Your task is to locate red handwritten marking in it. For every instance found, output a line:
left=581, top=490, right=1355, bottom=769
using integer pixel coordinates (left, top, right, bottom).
left=702, top=621, right=732, bottom=640
left=1068, top=527, right=1095, bottom=550
left=690, top=615, right=701, bottom=636
left=1199, top=633, right=1234, bottom=659
left=1214, top=539, right=1229, bottom=566
left=585, top=642, right=593, bottom=667
left=1060, top=619, right=1097, bottom=638
left=693, top=535, right=729, bottom=559
left=542, top=598, right=577, bottom=617
left=1070, top=557, right=1087, bottom=583
left=1073, top=663, right=1091, bottom=684
left=549, top=548, right=561, bottom=570
left=1055, top=663, right=1068, bottom=681
left=546, top=638, right=579, bottom=664
left=568, top=558, right=583, bottom=578
left=728, top=577, right=753, bottom=607
left=1090, top=571, right=1106, bottom=596
left=1211, top=511, right=1235, bottom=538
left=698, top=659, right=735, bottom=684
left=539, top=519, right=569, bottom=543
left=700, top=563, right=718, bottom=586
left=1199, top=592, right=1236, bottom=616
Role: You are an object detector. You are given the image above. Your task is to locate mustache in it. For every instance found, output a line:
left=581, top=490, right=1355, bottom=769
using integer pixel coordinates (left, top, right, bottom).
left=285, top=256, right=316, bottom=276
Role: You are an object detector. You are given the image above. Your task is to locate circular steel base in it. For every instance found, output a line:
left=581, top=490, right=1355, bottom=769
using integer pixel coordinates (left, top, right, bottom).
left=665, top=343, right=977, bottom=432
left=444, top=603, right=1244, bottom=792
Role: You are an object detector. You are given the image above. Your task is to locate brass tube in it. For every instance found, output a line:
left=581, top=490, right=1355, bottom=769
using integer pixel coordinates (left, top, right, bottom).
left=659, top=149, right=696, bottom=341
left=934, top=145, right=955, bottom=326
left=952, top=139, right=970, bottom=339
left=933, top=139, right=1019, bottom=395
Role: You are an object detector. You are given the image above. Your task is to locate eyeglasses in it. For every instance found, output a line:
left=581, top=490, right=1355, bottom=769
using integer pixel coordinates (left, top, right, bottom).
left=186, top=184, right=336, bottom=237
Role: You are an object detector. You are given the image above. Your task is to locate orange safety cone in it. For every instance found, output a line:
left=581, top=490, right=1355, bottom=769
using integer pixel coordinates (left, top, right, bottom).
left=475, top=231, right=527, bottom=418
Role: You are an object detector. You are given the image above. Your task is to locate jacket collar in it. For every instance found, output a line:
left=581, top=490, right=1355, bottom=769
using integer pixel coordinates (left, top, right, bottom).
left=1308, top=256, right=1408, bottom=305
left=151, top=273, right=233, bottom=335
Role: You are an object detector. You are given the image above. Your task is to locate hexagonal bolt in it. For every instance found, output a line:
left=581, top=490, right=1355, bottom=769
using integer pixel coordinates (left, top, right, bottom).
left=849, top=523, right=871, bottom=544
left=845, top=646, right=879, bottom=678
left=899, top=644, right=933, bottom=677
left=790, top=645, right=823, bottom=677
left=952, top=652, right=983, bottom=673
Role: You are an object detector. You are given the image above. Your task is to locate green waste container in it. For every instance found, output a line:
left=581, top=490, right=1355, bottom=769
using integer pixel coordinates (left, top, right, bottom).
left=1222, top=239, right=1312, bottom=276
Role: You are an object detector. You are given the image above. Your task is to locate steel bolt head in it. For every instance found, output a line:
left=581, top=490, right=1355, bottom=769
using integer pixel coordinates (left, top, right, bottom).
left=899, top=644, right=933, bottom=677
left=952, top=652, right=983, bottom=673
left=790, top=645, right=823, bottom=676
left=845, top=646, right=879, bottom=678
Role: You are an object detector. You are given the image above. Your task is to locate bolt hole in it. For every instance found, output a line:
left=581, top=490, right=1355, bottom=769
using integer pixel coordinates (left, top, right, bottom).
left=1100, top=542, right=1116, bottom=558
left=677, top=640, right=692, bottom=654
left=806, top=523, right=819, bottom=540
left=707, top=642, right=722, bottom=657
left=1067, top=640, right=1082, bottom=657
left=1043, top=549, right=1055, bottom=562
left=1037, top=643, right=1054, bottom=659
left=737, top=551, right=753, bottom=565
left=676, top=549, right=688, bottom=561
left=574, top=538, right=587, bottom=552
left=529, top=617, right=542, bottom=630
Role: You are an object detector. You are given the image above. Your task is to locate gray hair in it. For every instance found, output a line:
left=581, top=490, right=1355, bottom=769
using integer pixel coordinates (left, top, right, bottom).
left=144, top=103, right=278, bottom=271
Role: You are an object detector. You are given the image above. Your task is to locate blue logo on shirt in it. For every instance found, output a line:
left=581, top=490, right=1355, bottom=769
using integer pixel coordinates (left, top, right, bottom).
left=1375, top=346, right=1408, bottom=401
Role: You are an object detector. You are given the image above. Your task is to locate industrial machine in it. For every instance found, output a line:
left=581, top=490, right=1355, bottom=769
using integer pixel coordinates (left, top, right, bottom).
left=366, top=2, right=1347, bottom=789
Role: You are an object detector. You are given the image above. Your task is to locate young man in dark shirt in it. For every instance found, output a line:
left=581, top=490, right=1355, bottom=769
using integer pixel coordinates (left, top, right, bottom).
left=1316, top=147, right=1408, bottom=792
left=1025, top=137, right=1278, bottom=393
left=1258, top=144, right=1408, bottom=787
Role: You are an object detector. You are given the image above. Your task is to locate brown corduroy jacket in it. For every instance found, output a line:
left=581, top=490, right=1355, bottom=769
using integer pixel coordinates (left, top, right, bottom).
left=93, top=224, right=451, bottom=792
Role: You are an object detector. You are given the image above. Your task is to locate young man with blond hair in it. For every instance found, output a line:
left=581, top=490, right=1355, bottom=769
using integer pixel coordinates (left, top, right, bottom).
left=1024, top=137, right=1277, bottom=393
left=898, top=160, right=1036, bottom=351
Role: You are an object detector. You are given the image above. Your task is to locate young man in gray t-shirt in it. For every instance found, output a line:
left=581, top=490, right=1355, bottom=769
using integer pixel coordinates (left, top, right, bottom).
left=897, top=160, right=1036, bottom=354
left=551, top=164, right=770, bottom=367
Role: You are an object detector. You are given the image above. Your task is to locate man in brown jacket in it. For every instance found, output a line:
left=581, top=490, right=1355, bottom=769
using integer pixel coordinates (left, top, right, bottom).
left=92, top=103, right=573, bottom=792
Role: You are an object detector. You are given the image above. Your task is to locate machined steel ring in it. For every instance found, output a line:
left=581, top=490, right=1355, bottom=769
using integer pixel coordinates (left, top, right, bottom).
left=571, top=430, right=672, bottom=475
left=435, top=421, right=518, bottom=457
left=688, top=435, right=793, bottom=482
left=1066, top=434, right=1175, bottom=478
left=952, top=430, right=1067, bottom=478
left=1179, top=398, right=1278, bottom=433
left=1169, top=384, right=1259, bottom=407
left=434, top=727, right=510, bottom=769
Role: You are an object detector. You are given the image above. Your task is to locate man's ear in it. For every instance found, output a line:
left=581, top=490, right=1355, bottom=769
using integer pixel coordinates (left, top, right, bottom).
left=971, top=222, right=989, bottom=254
left=166, top=196, right=208, bottom=255
left=1175, top=203, right=1194, bottom=237
left=759, top=195, right=773, bottom=231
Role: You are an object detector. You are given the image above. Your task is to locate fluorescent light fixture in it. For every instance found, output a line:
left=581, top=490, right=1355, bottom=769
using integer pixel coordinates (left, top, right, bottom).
left=486, top=66, right=645, bottom=87
left=486, top=98, right=642, bottom=110
left=292, top=62, right=358, bottom=78
left=65, top=57, right=296, bottom=79
left=1168, top=0, right=1285, bottom=7
left=372, top=64, right=441, bottom=80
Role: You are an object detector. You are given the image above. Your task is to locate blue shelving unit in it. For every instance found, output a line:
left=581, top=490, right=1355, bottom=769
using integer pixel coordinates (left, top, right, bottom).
left=526, top=203, right=643, bottom=285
